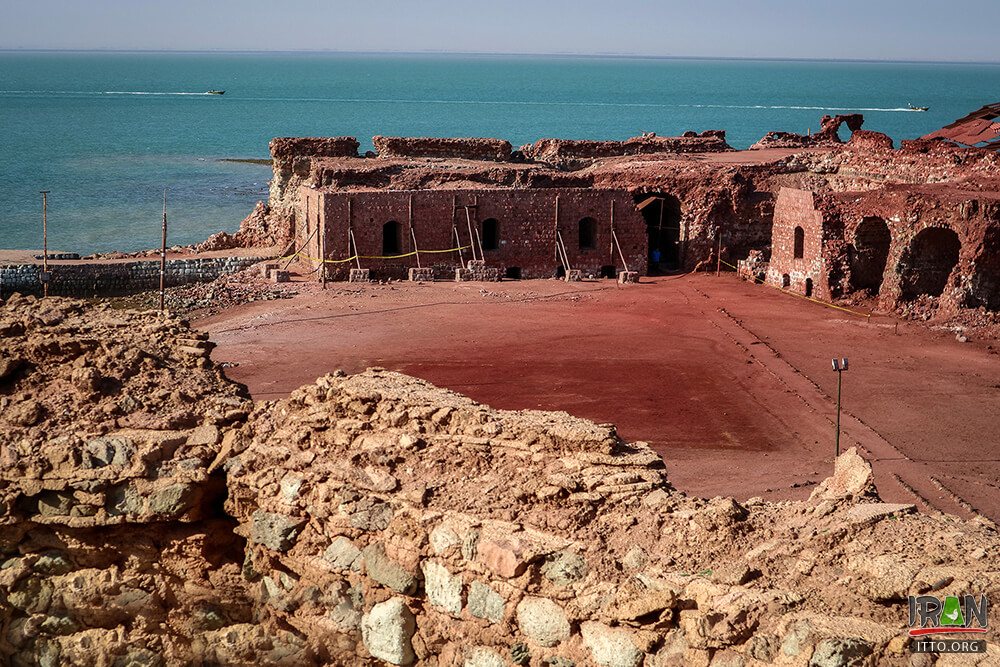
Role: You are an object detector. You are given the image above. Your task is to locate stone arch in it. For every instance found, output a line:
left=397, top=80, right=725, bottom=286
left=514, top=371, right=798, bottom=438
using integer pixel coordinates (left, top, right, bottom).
left=849, top=217, right=892, bottom=294
left=899, top=227, right=961, bottom=300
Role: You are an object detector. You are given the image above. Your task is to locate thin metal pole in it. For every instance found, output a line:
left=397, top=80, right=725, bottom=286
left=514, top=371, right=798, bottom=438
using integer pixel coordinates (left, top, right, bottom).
left=835, top=370, right=843, bottom=457
left=716, top=232, right=722, bottom=277
left=159, top=190, right=167, bottom=311
left=40, top=191, right=49, bottom=298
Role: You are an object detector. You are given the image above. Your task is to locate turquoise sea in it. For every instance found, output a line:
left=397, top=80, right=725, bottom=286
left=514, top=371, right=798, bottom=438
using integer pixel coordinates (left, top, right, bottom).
left=2, top=52, right=1000, bottom=253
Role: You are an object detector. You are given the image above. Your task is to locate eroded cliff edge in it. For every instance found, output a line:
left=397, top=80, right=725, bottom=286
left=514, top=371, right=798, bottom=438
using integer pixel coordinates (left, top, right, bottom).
left=1, top=298, right=997, bottom=666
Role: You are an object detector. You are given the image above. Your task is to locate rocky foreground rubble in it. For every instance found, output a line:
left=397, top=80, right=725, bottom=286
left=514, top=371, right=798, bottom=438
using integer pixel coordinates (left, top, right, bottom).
left=1, top=298, right=998, bottom=666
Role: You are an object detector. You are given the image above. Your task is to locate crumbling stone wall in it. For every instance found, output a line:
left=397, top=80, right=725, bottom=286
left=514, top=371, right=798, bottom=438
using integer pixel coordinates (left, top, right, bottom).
left=269, top=136, right=361, bottom=233
left=373, top=137, right=514, bottom=162
left=2, top=300, right=999, bottom=665
left=830, top=189, right=1000, bottom=313
left=765, top=188, right=829, bottom=298
left=521, top=132, right=732, bottom=170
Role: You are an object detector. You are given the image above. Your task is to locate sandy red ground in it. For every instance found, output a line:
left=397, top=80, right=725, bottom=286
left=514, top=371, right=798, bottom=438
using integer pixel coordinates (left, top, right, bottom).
left=197, top=274, right=1000, bottom=522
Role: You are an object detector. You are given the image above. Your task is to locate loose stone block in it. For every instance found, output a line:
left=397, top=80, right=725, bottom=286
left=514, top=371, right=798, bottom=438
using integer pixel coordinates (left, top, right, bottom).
left=362, top=597, right=416, bottom=666
left=271, top=270, right=290, bottom=283
left=349, top=268, right=371, bottom=283
left=455, top=268, right=474, bottom=282
left=515, top=597, right=570, bottom=647
left=476, top=537, right=528, bottom=578
left=323, top=536, right=361, bottom=571
left=408, top=267, right=434, bottom=282
left=565, top=269, right=583, bottom=282
left=147, top=483, right=195, bottom=517
left=581, top=621, right=644, bottom=667
left=464, top=647, right=506, bottom=667
left=250, top=511, right=305, bottom=552
left=421, top=560, right=463, bottom=616
left=467, top=581, right=505, bottom=624
left=618, top=271, right=639, bottom=284
left=362, top=543, right=418, bottom=594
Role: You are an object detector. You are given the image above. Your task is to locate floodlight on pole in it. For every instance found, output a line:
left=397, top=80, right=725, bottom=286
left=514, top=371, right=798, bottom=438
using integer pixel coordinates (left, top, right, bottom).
left=831, top=357, right=849, bottom=457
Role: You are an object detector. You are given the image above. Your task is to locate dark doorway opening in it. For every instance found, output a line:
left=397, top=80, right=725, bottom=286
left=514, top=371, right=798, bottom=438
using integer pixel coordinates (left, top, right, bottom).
left=600, top=265, right=616, bottom=279
left=382, top=220, right=402, bottom=255
left=899, top=227, right=961, bottom=300
left=805, top=278, right=813, bottom=297
left=793, top=226, right=805, bottom=259
left=482, top=218, right=500, bottom=251
left=578, top=217, right=597, bottom=250
left=635, top=193, right=682, bottom=274
left=505, top=266, right=521, bottom=280
left=782, top=273, right=791, bottom=288
left=849, top=217, right=891, bottom=295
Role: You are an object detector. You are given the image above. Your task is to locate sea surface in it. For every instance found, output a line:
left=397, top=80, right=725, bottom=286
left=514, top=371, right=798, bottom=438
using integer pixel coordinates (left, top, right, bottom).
left=2, top=52, right=1000, bottom=253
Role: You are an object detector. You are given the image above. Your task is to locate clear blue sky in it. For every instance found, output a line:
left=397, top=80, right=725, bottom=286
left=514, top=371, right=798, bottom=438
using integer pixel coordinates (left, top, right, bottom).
left=2, top=0, right=998, bottom=62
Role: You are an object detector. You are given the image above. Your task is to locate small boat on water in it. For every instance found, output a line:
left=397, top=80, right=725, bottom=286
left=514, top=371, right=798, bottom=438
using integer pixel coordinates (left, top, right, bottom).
left=908, top=103, right=929, bottom=112
left=206, top=90, right=225, bottom=95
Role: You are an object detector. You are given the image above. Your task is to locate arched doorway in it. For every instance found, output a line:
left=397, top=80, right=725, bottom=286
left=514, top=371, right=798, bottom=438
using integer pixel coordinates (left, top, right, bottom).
left=635, top=193, right=682, bottom=274
left=899, top=227, right=961, bottom=300
left=850, top=217, right=892, bottom=295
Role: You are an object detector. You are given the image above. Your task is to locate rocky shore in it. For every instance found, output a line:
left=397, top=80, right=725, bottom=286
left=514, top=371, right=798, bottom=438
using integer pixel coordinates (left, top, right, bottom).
left=0, top=297, right=997, bottom=665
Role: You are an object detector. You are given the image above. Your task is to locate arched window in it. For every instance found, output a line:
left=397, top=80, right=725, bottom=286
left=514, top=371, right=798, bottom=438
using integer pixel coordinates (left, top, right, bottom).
left=481, top=218, right=500, bottom=251
left=793, top=226, right=805, bottom=259
left=382, top=220, right=401, bottom=255
left=578, top=217, right=597, bottom=250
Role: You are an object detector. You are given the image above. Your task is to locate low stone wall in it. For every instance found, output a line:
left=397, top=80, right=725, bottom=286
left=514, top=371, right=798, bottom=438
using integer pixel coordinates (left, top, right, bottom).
left=521, top=133, right=732, bottom=169
left=0, top=255, right=272, bottom=298
left=373, top=136, right=514, bottom=162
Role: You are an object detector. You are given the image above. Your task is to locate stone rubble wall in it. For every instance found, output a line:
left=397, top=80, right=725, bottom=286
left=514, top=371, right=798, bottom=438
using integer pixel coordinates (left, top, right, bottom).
left=3, top=300, right=998, bottom=666
left=373, top=137, right=514, bottom=163
left=0, top=254, right=270, bottom=298
left=521, top=133, right=733, bottom=170
left=225, top=370, right=1000, bottom=667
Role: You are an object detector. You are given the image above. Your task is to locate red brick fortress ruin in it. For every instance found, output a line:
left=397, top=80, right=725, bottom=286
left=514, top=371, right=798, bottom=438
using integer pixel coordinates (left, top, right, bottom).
left=256, top=109, right=1000, bottom=317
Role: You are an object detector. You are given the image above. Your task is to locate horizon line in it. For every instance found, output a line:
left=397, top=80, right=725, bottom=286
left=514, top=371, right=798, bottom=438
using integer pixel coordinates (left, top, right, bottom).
left=2, top=47, right=1000, bottom=66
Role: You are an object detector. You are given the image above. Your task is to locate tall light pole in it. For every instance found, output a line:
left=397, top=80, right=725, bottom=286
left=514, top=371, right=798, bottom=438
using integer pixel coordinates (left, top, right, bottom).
left=159, top=190, right=167, bottom=312
left=40, top=191, right=50, bottom=298
left=831, top=357, right=849, bottom=457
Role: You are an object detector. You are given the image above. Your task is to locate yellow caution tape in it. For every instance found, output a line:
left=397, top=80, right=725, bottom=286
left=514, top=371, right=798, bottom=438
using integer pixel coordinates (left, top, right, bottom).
left=720, top=259, right=871, bottom=318
left=281, top=245, right=472, bottom=265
